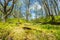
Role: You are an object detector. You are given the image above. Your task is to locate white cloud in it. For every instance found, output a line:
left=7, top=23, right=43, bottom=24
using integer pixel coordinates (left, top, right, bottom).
left=29, top=2, right=41, bottom=10
left=37, top=4, right=41, bottom=10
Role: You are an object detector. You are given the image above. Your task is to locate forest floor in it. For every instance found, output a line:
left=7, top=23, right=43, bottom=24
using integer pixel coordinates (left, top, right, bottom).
left=0, top=23, right=60, bottom=40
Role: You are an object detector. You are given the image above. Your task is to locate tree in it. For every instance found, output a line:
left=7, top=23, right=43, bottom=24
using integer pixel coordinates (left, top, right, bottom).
left=42, top=0, right=50, bottom=17
left=42, top=0, right=55, bottom=23
left=24, top=0, right=30, bottom=21
left=0, top=0, right=16, bottom=22
left=54, top=0, right=59, bottom=15
left=13, top=0, right=23, bottom=18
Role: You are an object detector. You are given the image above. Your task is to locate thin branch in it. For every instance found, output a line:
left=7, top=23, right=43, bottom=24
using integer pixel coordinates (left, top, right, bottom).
left=4, top=0, right=14, bottom=18
left=7, top=0, right=15, bottom=12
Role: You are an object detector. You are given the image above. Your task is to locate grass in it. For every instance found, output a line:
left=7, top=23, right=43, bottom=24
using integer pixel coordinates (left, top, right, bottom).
left=0, top=22, right=60, bottom=40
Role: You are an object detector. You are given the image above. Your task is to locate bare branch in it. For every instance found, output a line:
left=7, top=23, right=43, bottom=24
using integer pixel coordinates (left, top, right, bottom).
left=4, top=0, right=15, bottom=17
left=7, top=0, right=15, bottom=12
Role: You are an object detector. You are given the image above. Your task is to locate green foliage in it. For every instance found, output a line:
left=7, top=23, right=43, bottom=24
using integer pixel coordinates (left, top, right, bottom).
left=0, top=22, right=17, bottom=40
left=39, top=24, right=60, bottom=30
left=54, top=16, right=60, bottom=22
left=0, top=18, right=60, bottom=40
left=31, top=17, right=51, bottom=23
left=54, top=30, right=60, bottom=40
left=31, top=16, right=60, bottom=23
left=6, top=18, right=26, bottom=24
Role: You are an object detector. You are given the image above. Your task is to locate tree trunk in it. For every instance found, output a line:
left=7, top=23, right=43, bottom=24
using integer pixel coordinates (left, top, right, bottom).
left=2, top=12, right=8, bottom=22
left=2, top=15, right=8, bottom=22
left=50, top=15, right=55, bottom=23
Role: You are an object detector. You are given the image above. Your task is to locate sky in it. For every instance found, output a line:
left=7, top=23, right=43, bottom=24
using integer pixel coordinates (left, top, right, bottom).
left=8, top=0, right=60, bottom=18
left=58, top=0, right=60, bottom=10
left=14, top=0, right=42, bottom=18
left=1, top=0, right=60, bottom=11
left=1, top=0, right=60, bottom=18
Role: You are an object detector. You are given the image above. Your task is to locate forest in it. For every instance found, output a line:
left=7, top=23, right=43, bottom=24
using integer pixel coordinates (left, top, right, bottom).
left=0, top=0, right=60, bottom=40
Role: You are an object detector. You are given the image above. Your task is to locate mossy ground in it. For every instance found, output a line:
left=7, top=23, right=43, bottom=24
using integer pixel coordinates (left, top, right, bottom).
left=0, top=22, right=60, bottom=40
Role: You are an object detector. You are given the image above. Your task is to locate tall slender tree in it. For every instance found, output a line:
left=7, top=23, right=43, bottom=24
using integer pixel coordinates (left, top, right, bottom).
left=24, top=0, right=30, bottom=21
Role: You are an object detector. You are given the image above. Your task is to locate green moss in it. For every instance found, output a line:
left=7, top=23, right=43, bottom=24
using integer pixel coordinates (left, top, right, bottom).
left=0, top=20, right=60, bottom=40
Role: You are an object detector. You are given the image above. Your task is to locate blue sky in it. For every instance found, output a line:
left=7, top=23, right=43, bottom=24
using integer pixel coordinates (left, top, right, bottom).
left=1, top=0, right=60, bottom=18
left=58, top=0, right=60, bottom=10
left=21, top=0, right=42, bottom=18
left=9, top=0, right=60, bottom=18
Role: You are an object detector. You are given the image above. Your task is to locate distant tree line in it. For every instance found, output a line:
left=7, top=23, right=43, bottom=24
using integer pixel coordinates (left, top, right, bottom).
left=0, top=0, right=60, bottom=23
